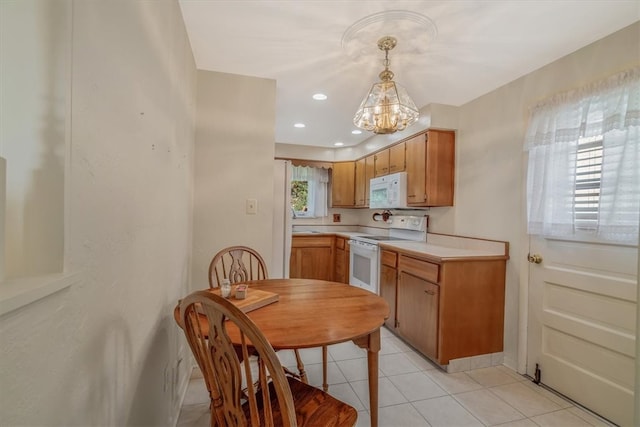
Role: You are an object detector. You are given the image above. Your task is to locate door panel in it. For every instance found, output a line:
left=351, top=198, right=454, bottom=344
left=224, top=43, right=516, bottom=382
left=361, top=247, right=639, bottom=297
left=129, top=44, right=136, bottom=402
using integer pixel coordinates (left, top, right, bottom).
left=397, top=271, right=439, bottom=360
left=527, top=235, right=637, bottom=426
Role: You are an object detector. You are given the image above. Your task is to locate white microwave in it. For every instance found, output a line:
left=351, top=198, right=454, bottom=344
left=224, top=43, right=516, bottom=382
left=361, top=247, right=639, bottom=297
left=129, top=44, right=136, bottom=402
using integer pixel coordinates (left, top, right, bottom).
left=369, top=172, right=408, bottom=209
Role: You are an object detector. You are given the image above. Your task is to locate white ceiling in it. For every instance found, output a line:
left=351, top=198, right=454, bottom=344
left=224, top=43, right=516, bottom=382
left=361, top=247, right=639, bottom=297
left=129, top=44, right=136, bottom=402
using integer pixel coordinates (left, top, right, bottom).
left=178, top=1, right=639, bottom=148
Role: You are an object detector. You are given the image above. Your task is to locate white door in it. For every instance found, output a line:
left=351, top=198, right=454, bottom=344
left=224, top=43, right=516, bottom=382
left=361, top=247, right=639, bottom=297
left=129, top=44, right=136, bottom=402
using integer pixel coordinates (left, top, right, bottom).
left=527, top=235, right=637, bottom=426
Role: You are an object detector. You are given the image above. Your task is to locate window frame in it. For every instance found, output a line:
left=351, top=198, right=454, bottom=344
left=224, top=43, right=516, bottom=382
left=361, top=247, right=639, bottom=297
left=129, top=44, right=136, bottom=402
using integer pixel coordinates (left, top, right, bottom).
left=290, top=178, right=316, bottom=218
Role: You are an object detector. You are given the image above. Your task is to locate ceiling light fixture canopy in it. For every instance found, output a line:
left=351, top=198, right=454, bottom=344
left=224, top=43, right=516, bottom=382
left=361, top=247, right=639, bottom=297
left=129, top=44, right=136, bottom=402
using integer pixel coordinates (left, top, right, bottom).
left=353, top=36, right=419, bottom=135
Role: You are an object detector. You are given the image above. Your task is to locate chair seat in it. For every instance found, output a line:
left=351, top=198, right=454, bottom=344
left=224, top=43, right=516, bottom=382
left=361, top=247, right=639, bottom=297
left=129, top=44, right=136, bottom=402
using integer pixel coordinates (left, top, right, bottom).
left=245, top=377, right=357, bottom=426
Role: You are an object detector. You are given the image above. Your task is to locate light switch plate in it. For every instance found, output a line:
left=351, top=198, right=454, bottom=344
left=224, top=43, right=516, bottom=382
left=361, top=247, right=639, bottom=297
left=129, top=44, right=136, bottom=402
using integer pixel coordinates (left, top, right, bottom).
left=246, top=198, right=257, bottom=214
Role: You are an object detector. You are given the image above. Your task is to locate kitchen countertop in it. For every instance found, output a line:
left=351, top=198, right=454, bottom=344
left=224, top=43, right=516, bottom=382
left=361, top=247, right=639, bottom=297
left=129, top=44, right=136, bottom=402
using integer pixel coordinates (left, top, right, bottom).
left=291, top=230, right=369, bottom=238
left=379, top=241, right=509, bottom=262
left=291, top=230, right=509, bottom=262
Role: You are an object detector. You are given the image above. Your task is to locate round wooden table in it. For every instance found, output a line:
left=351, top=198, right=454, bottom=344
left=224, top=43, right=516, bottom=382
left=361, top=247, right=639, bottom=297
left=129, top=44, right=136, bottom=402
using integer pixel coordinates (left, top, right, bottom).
left=175, top=278, right=389, bottom=427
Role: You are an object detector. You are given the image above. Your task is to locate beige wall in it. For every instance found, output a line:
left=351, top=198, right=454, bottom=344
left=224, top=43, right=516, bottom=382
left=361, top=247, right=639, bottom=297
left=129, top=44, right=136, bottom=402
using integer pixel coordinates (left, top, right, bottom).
left=191, top=71, right=276, bottom=288
left=0, top=157, right=5, bottom=281
left=0, top=1, right=196, bottom=425
left=454, top=21, right=639, bottom=369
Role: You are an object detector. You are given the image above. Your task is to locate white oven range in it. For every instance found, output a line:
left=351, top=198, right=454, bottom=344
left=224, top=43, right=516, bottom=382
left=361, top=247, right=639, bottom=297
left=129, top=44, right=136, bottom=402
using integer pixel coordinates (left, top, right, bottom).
left=348, top=215, right=427, bottom=294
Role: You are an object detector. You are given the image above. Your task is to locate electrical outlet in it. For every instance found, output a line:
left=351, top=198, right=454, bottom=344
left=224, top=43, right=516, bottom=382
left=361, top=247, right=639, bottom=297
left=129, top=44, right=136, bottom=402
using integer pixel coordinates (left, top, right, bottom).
left=333, top=213, right=341, bottom=223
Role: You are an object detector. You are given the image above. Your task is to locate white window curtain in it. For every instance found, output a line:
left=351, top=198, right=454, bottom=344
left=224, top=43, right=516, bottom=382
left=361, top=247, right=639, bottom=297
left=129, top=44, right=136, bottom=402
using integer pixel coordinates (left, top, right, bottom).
left=291, top=166, right=329, bottom=217
left=524, top=67, right=640, bottom=244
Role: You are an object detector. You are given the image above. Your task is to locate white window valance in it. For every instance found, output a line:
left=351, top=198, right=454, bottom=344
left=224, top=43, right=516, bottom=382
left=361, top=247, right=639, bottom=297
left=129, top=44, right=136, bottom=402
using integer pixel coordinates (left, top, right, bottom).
left=525, top=67, right=640, bottom=244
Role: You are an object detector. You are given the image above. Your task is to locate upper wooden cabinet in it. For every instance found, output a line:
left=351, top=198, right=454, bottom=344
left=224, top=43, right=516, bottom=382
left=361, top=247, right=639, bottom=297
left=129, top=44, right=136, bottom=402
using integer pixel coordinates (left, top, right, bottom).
left=406, top=129, right=455, bottom=207
left=374, top=149, right=389, bottom=177
left=331, top=161, right=355, bottom=207
left=388, top=142, right=406, bottom=174
left=365, top=155, right=375, bottom=206
left=330, top=128, right=454, bottom=208
left=374, top=142, right=406, bottom=177
left=355, top=155, right=376, bottom=208
left=354, top=158, right=367, bottom=207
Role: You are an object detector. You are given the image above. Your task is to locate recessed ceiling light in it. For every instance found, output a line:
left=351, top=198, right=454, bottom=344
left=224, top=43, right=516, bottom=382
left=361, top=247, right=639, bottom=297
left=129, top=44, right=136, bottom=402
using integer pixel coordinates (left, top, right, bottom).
left=351, top=130, right=362, bottom=135
left=294, top=123, right=306, bottom=128
left=334, top=142, right=344, bottom=147
left=312, top=93, right=328, bottom=101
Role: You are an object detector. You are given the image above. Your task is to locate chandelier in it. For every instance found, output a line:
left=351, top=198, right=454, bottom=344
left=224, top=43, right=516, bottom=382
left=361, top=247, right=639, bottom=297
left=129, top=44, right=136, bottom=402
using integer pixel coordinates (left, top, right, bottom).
left=353, top=36, right=419, bottom=134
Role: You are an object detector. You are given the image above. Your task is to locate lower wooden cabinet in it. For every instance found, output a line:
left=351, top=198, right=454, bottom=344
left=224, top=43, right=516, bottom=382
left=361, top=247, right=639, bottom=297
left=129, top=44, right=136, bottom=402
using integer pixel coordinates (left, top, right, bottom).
left=381, top=249, right=507, bottom=365
left=397, top=270, right=439, bottom=360
left=334, top=236, right=350, bottom=284
left=290, top=235, right=334, bottom=281
left=379, top=250, right=398, bottom=330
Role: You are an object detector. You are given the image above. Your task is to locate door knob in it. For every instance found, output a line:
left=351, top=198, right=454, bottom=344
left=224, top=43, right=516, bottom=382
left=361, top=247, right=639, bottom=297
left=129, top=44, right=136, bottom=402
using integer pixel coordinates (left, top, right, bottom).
left=527, top=253, right=543, bottom=264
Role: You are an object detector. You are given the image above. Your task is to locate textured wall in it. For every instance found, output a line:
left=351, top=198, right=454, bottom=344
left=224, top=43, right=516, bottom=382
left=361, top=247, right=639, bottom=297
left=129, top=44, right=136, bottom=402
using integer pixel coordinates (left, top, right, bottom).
left=191, top=71, right=276, bottom=289
left=0, top=1, right=196, bottom=425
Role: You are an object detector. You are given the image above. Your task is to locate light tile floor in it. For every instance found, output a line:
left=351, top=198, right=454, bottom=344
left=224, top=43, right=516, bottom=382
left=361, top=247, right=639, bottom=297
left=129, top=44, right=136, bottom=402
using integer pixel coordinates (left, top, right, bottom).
left=177, top=327, right=614, bottom=427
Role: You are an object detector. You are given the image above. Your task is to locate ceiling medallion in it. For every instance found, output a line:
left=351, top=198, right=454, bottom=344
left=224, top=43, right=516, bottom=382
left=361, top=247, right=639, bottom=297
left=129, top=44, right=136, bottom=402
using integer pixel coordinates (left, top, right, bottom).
left=341, top=10, right=438, bottom=60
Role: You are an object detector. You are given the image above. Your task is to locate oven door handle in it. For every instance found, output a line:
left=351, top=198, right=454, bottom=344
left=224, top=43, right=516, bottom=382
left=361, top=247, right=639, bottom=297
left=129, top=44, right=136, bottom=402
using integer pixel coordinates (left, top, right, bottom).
left=349, top=240, right=378, bottom=253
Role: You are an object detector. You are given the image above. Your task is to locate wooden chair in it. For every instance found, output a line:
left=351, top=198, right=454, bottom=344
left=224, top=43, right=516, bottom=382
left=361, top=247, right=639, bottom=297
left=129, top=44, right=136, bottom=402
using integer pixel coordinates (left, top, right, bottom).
left=208, top=246, right=330, bottom=391
left=208, top=246, right=268, bottom=288
left=180, top=290, right=357, bottom=427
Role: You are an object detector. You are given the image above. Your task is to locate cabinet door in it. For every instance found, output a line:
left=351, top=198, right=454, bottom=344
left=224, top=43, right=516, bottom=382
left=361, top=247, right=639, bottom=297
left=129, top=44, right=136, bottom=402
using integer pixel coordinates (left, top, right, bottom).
left=354, top=158, right=367, bottom=207
left=290, top=236, right=334, bottom=281
left=331, top=162, right=355, bottom=207
left=405, top=130, right=456, bottom=207
left=405, top=134, right=427, bottom=204
left=397, top=272, right=439, bottom=360
left=297, top=247, right=333, bottom=280
left=380, top=250, right=398, bottom=329
left=374, top=149, right=389, bottom=177
left=365, top=155, right=375, bottom=206
left=335, top=247, right=346, bottom=282
left=334, top=237, right=350, bottom=283
left=380, top=264, right=397, bottom=330
left=424, top=130, right=455, bottom=206
left=389, top=142, right=406, bottom=173
left=289, top=247, right=300, bottom=277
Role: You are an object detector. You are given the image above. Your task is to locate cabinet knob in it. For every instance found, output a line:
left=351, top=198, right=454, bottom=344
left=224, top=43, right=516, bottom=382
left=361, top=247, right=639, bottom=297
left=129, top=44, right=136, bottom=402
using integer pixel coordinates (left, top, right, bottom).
left=424, top=289, right=436, bottom=296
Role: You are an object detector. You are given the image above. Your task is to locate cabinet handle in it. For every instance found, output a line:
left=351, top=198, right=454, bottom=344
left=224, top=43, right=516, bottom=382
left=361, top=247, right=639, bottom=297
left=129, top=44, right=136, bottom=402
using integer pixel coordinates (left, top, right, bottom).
left=424, top=289, right=436, bottom=296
